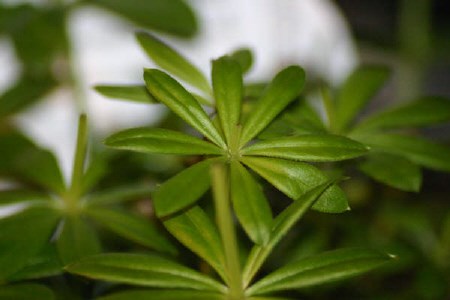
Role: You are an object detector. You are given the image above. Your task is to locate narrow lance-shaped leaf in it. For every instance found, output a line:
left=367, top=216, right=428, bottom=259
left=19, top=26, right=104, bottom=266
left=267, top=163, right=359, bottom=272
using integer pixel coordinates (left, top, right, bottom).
left=0, top=189, right=50, bottom=206
left=240, top=66, right=306, bottom=146
left=66, top=253, right=227, bottom=293
left=354, top=96, right=450, bottom=132
left=355, top=133, right=450, bottom=172
left=144, top=69, right=225, bottom=148
left=95, top=85, right=157, bottom=104
left=153, top=158, right=215, bottom=217
left=241, top=156, right=348, bottom=213
left=105, top=127, right=222, bottom=155
left=212, top=56, right=243, bottom=143
left=242, top=135, right=368, bottom=162
left=335, top=65, right=390, bottom=132
left=0, top=284, right=55, bottom=300
left=98, top=289, right=226, bottom=300
left=137, top=32, right=210, bottom=94
left=230, top=48, right=253, bottom=74
left=359, top=153, right=422, bottom=192
left=246, top=248, right=393, bottom=295
left=164, top=206, right=227, bottom=282
left=243, top=182, right=333, bottom=287
left=94, top=0, right=197, bottom=37
left=230, top=161, right=272, bottom=245
left=85, top=183, right=154, bottom=207
left=86, top=207, right=177, bottom=254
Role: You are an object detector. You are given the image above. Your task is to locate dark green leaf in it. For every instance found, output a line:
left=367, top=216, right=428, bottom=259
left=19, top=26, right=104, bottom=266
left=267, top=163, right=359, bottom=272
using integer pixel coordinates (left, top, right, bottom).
left=355, top=96, right=450, bottom=132
left=241, top=157, right=348, bottom=212
left=94, top=0, right=197, bottom=37
left=0, top=130, right=34, bottom=173
left=138, top=33, right=210, bottom=94
left=86, top=183, right=153, bottom=207
left=99, top=289, right=225, bottom=300
left=230, top=161, right=272, bottom=245
left=335, top=65, right=390, bottom=132
left=164, top=206, right=226, bottom=281
left=0, top=283, right=54, bottom=300
left=242, top=135, right=368, bottom=162
left=56, top=216, right=101, bottom=265
left=153, top=158, right=215, bottom=217
left=0, top=207, right=60, bottom=280
left=240, top=66, right=306, bottom=145
left=359, top=153, right=422, bottom=192
left=105, top=127, right=222, bottom=155
left=243, top=182, right=333, bottom=287
left=355, top=133, right=450, bottom=172
left=0, top=189, right=50, bottom=206
left=230, top=48, right=253, bottom=74
left=143, top=69, right=225, bottom=148
left=80, top=156, right=108, bottom=194
left=95, top=85, right=157, bottom=104
left=247, top=248, right=392, bottom=295
left=87, top=207, right=176, bottom=254
left=66, top=253, right=226, bottom=293
left=212, top=56, right=243, bottom=143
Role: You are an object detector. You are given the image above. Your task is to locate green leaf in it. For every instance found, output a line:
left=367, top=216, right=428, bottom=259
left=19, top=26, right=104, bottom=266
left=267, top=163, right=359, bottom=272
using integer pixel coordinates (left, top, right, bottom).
left=138, top=32, right=210, bottom=94
left=0, top=189, right=50, bottom=206
left=240, top=66, right=306, bottom=145
left=0, top=207, right=60, bottom=280
left=105, top=127, right=222, bottom=155
left=242, top=135, right=368, bottom=162
left=87, top=207, right=176, bottom=254
left=56, top=216, right=101, bottom=265
left=86, top=183, right=154, bottom=206
left=0, top=283, right=54, bottom=300
left=359, top=153, right=422, bottom=192
left=153, top=159, right=214, bottom=217
left=98, top=289, right=225, bottom=300
left=230, top=48, right=253, bottom=74
left=242, top=182, right=333, bottom=287
left=95, top=85, right=157, bottom=104
left=212, top=56, right=243, bottom=143
left=230, top=161, right=272, bottom=245
left=355, top=133, right=450, bottom=172
left=66, top=253, right=226, bottom=293
left=93, top=0, right=197, bottom=37
left=143, top=69, right=225, bottom=148
left=0, top=130, right=34, bottom=173
left=80, top=156, right=108, bottom=194
left=335, top=65, right=390, bottom=132
left=355, top=96, right=450, bottom=132
left=163, top=206, right=226, bottom=281
left=241, top=157, right=348, bottom=213
left=247, top=248, right=393, bottom=295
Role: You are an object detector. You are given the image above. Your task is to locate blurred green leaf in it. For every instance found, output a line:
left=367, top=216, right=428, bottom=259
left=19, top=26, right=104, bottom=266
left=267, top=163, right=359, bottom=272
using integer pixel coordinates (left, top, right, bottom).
left=243, top=182, right=333, bottom=287
left=230, top=161, right=272, bottom=245
left=56, top=216, right=101, bottom=265
left=138, top=33, right=210, bottom=94
left=0, top=207, right=60, bottom=280
left=355, top=96, right=450, bottom=132
left=230, top=48, right=253, bottom=74
left=241, top=157, right=348, bottom=213
left=87, top=207, right=176, bottom=254
left=98, top=289, right=225, bottom=300
left=86, top=183, right=153, bottom=206
left=212, top=56, right=243, bottom=143
left=356, top=133, right=450, bottom=172
left=335, top=66, right=390, bottom=132
left=95, top=85, right=157, bottom=104
left=0, top=189, right=49, bottom=206
left=66, top=253, right=226, bottom=293
left=94, top=0, right=197, bottom=37
left=144, top=69, right=225, bottom=148
left=242, top=135, right=368, bottom=162
left=105, top=128, right=222, bottom=155
left=80, top=157, right=108, bottom=194
left=0, top=283, right=54, bottom=300
left=164, top=206, right=226, bottom=281
left=153, top=159, right=214, bottom=217
left=0, top=130, right=34, bottom=172
left=240, top=66, right=305, bottom=145
left=247, top=248, right=392, bottom=295
left=359, top=153, right=422, bottom=192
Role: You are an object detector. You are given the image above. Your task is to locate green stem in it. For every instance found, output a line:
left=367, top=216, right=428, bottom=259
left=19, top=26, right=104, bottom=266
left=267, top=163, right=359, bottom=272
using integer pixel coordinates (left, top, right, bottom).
left=320, top=86, right=336, bottom=133
left=68, top=114, right=88, bottom=202
left=211, top=163, right=244, bottom=300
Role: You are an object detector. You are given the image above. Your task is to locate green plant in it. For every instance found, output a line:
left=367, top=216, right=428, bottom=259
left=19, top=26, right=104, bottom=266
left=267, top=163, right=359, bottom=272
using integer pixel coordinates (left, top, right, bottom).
left=62, top=33, right=393, bottom=300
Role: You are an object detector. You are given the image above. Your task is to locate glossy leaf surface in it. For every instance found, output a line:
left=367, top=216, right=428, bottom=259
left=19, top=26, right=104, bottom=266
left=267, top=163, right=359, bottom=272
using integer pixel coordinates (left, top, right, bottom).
left=66, top=253, right=226, bottom=293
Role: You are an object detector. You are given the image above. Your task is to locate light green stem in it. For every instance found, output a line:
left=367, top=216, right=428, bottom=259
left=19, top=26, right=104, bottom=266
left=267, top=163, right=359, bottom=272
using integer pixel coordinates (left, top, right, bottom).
left=211, top=163, right=244, bottom=300
left=68, top=114, right=88, bottom=204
